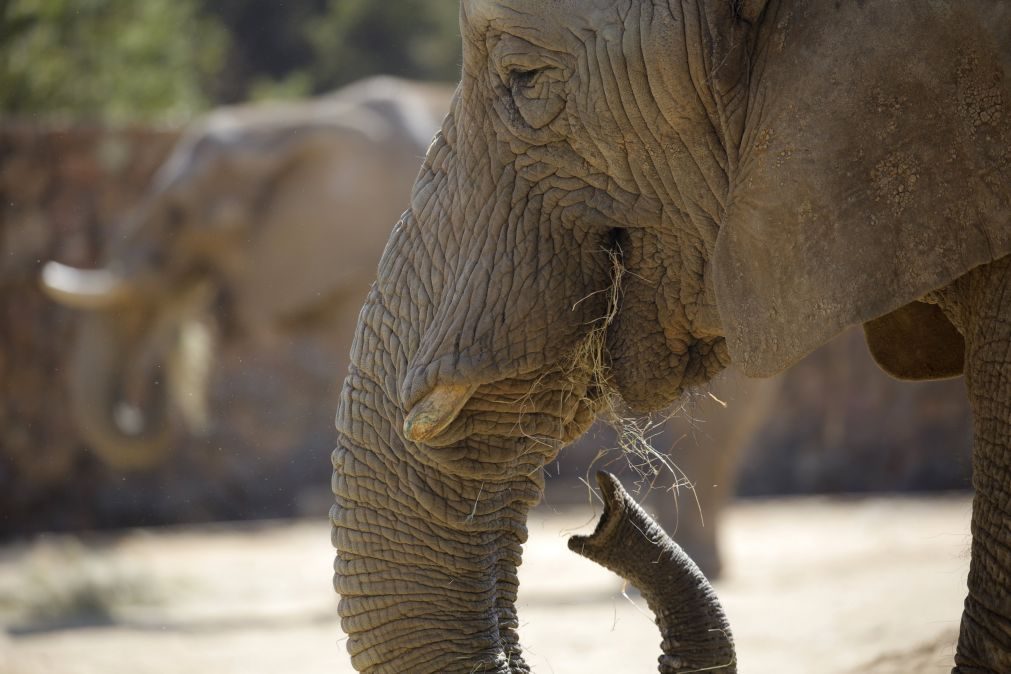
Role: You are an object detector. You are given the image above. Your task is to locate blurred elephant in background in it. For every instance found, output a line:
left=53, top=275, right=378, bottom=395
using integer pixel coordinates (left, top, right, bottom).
left=42, top=76, right=454, bottom=470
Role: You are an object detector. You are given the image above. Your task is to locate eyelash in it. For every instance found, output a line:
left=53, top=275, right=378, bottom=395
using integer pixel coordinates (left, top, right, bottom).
left=509, top=68, right=543, bottom=90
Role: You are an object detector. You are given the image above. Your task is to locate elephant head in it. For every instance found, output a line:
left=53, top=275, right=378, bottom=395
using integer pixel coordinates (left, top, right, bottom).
left=333, top=1, right=1011, bottom=671
left=43, top=77, right=453, bottom=470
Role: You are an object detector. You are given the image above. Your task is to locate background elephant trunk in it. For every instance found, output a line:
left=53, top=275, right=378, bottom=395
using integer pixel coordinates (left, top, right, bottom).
left=570, top=472, right=737, bottom=674
left=68, top=311, right=172, bottom=470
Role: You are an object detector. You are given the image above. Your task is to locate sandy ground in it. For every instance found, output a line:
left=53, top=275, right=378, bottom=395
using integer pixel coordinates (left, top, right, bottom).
left=0, top=494, right=972, bottom=674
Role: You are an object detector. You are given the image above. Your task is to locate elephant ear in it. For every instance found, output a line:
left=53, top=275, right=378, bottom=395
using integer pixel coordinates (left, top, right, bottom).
left=713, top=1, right=1011, bottom=378
left=232, top=83, right=448, bottom=334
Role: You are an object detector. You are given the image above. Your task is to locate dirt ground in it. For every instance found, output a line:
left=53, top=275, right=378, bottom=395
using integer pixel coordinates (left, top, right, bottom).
left=0, top=494, right=972, bottom=674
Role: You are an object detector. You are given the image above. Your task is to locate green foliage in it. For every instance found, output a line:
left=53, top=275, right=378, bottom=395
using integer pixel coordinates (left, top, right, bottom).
left=0, top=0, right=228, bottom=121
left=0, top=0, right=463, bottom=118
left=201, top=0, right=327, bottom=103
left=306, top=0, right=461, bottom=92
left=247, top=71, right=314, bottom=103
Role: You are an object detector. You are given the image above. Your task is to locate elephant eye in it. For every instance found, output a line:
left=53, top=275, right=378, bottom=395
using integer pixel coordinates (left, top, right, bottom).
left=505, top=66, right=566, bottom=130
left=509, top=67, right=545, bottom=91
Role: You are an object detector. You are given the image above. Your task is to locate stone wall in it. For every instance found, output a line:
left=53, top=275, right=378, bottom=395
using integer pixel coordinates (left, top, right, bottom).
left=1, top=124, right=181, bottom=533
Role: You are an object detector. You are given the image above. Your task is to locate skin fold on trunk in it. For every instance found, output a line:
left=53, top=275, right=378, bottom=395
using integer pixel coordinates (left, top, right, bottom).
left=68, top=311, right=172, bottom=470
left=570, top=472, right=737, bottom=674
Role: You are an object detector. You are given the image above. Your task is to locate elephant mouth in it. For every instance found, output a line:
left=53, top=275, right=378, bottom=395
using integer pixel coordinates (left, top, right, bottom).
left=401, top=242, right=627, bottom=465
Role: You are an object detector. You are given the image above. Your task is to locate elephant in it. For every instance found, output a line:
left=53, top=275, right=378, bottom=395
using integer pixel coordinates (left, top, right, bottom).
left=39, top=75, right=772, bottom=573
left=41, top=76, right=455, bottom=470
left=330, top=1, right=1011, bottom=672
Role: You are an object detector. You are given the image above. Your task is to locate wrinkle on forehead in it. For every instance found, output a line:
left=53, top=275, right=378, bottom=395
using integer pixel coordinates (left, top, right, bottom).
left=463, top=0, right=615, bottom=35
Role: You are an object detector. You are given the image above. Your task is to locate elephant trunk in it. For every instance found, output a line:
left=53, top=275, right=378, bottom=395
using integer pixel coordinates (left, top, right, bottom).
left=334, top=365, right=736, bottom=672
left=333, top=293, right=735, bottom=671
left=333, top=419, right=551, bottom=674
left=331, top=287, right=545, bottom=671
left=570, top=472, right=737, bottom=673
left=330, top=487, right=531, bottom=673
left=67, top=311, right=172, bottom=470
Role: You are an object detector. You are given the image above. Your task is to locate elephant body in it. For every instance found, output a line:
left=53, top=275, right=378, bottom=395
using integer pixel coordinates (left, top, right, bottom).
left=330, top=2, right=1011, bottom=672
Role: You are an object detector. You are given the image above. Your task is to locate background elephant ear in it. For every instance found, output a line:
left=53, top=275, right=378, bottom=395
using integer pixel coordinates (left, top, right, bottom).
left=233, top=82, right=450, bottom=337
left=713, top=0, right=1011, bottom=378
left=235, top=132, right=418, bottom=335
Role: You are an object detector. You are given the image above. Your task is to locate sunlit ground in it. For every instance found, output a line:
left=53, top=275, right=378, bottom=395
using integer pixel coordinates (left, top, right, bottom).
left=0, top=495, right=970, bottom=674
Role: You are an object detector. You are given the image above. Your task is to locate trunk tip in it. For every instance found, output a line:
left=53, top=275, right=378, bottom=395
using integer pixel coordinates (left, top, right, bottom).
left=566, top=471, right=628, bottom=555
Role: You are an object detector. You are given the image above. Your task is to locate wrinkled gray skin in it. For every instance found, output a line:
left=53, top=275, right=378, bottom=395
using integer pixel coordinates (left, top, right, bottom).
left=42, top=77, right=454, bottom=470
left=333, top=1, right=1011, bottom=671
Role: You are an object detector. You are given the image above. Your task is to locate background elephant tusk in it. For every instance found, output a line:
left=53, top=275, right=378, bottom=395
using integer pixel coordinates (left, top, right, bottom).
left=40, top=261, right=136, bottom=309
left=402, top=383, right=475, bottom=443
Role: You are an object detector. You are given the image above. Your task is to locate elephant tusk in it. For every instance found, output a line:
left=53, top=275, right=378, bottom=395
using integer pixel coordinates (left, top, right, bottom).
left=402, top=383, right=475, bottom=443
left=40, top=261, right=137, bottom=309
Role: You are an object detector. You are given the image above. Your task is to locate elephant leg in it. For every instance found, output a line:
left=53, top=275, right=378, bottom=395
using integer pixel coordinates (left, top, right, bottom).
left=932, top=256, right=1011, bottom=672
left=648, top=369, right=779, bottom=580
left=648, top=430, right=733, bottom=580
